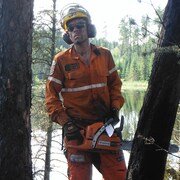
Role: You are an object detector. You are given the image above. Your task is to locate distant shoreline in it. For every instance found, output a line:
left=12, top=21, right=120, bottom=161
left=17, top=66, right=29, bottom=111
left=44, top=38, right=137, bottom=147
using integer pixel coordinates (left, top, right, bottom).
left=122, top=81, right=148, bottom=91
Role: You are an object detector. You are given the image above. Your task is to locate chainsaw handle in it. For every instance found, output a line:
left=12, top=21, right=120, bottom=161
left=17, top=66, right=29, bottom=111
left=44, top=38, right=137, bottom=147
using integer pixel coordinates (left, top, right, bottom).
left=104, top=118, right=114, bottom=125
left=119, top=115, right=124, bottom=131
left=105, top=117, right=120, bottom=127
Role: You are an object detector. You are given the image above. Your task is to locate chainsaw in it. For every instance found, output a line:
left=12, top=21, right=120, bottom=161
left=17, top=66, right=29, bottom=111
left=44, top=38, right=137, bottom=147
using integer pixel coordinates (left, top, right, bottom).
left=65, top=116, right=124, bottom=153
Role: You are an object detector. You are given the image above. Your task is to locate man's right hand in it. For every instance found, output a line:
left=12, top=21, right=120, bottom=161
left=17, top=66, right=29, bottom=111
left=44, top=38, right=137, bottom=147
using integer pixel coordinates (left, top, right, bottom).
left=63, top=121, right=83, bottom=141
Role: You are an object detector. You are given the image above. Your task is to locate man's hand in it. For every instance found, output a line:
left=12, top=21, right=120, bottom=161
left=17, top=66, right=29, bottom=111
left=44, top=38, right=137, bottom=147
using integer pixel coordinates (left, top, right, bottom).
left=63, top=121, right=83, bottom=141
left=109, top=108, right=120, bottom=127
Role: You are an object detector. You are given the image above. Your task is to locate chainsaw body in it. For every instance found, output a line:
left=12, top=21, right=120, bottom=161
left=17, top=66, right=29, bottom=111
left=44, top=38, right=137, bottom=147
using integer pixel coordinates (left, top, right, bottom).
left=65, top=122, right=121, bottom=152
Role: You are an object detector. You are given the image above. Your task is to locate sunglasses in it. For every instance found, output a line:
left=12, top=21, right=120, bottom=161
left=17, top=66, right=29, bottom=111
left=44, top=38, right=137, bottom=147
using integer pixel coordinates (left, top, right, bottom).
left=67, top=22, right=86, bottom=32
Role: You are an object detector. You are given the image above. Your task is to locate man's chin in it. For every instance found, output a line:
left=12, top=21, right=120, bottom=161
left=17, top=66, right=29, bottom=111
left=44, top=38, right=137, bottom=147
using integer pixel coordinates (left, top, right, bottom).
left=74, top=40, right=82, bottom=45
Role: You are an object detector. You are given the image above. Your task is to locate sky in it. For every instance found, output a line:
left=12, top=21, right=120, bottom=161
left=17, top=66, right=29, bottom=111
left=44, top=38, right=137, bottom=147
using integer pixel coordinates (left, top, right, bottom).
left=34, top=0, right=168, bottom=41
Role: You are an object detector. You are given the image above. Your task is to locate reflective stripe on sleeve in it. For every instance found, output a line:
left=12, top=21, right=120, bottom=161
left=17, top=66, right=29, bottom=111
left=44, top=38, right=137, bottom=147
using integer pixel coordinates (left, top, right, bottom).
left=48, top=76, right=62, bottom=85
left=61, top=83, right=107, bottom=92
left=109, top=66, right=117, bottom=74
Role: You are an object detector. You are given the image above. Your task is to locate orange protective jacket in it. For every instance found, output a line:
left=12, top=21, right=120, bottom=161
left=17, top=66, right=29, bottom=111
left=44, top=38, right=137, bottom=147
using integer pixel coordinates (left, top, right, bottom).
left=45, top=44, right=124, bottom=126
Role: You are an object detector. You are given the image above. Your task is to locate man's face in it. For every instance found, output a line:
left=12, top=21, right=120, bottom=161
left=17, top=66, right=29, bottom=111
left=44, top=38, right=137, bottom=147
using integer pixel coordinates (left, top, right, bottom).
left=67, top=18, right=88, bottom=45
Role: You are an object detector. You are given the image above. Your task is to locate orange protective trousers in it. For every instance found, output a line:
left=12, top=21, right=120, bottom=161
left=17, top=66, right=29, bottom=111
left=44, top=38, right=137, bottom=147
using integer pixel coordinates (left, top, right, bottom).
left=65, top=139, right=127, bottom=180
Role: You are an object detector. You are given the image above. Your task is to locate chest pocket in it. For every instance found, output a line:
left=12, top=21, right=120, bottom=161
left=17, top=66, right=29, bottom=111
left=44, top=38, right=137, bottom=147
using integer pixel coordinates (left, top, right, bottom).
left=64, top=63, right=81, bottom=79
left=97, top=70, right=109, bottom=84
left=95, top=60, right=109, bottom=83
left=66, top=70, right=82, bottom=80
left=64, top=63, right=89, bottom=87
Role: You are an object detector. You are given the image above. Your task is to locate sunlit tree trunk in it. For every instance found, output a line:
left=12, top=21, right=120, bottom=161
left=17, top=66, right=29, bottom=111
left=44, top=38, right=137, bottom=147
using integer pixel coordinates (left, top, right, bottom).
left=0, top=0, right=34, bottom=179
left=44, top=0, right=57, bottom=179
left=127, top=0, right=180, bottom=179
left=44, top=120, right=53, bottom=180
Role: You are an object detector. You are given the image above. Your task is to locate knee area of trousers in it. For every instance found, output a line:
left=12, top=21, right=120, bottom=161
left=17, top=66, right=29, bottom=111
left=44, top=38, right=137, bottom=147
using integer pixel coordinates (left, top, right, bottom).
left=70, top=154, right=85, bottom=163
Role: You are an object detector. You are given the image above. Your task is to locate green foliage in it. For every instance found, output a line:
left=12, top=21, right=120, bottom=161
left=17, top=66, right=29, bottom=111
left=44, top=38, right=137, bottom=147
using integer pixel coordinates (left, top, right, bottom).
left=31, top=84, right=49, bottom=131
left=116, top=15, right=160, bottom=81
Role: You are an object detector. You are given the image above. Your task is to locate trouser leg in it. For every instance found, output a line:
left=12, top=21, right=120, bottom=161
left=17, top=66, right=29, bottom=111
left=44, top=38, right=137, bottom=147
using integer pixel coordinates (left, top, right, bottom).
left=66, top=139, right=92, bottom=180
left=99, top=149, right=127, bottom=180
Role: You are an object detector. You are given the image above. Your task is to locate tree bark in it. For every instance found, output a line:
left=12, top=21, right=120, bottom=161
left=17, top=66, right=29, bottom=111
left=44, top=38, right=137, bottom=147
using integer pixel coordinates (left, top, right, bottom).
left=44, top=1, right=57, bottom=179
left=0, top=0, right=34, bottom=179
left=44, top=120, right=53, bottom=180
left=127, top=0, right=180, bottom=179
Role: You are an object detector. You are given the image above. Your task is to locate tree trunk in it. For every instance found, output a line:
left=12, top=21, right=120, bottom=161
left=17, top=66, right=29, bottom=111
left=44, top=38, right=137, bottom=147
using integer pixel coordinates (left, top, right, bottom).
left=44, top=120, right=53, bottom=180
left=127, top=0, right=180, bottom=179
left=0, top=0, right=34, bottom=179
left=44, top=1, right=57, bottom=179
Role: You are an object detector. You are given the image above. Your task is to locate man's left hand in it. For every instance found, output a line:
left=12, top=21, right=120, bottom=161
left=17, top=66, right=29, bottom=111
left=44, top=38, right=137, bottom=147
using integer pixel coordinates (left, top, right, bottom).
left=106, top=108, right=120, bottom=127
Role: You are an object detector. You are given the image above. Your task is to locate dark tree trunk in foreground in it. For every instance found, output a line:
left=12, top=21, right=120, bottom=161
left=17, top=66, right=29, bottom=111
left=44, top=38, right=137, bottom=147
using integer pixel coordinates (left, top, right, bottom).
left=0, top=0, right=34, bottom=179
left=127, top=0, right=180, bottom=179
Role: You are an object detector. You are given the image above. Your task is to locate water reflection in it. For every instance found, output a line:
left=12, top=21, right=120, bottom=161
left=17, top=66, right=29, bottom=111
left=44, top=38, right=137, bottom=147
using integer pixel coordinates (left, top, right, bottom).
left=121, top=90, right=145, bottom=140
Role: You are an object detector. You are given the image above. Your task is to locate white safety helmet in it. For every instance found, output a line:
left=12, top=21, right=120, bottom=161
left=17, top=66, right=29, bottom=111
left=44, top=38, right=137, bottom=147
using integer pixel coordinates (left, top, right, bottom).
left=60, top=3, right=91, bottom=32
